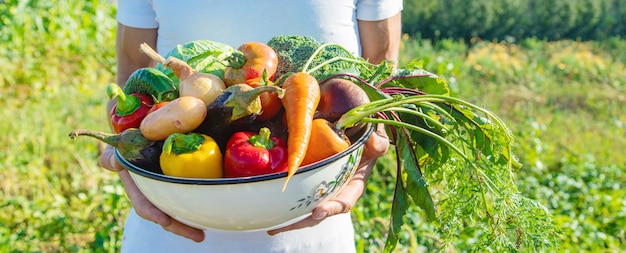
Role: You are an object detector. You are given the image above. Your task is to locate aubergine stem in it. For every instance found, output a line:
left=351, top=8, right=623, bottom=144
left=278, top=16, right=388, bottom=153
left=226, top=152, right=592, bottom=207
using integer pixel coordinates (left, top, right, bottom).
left=68, top=128, right=154, bottom=161
left=223, top=84, right=285, bottom=121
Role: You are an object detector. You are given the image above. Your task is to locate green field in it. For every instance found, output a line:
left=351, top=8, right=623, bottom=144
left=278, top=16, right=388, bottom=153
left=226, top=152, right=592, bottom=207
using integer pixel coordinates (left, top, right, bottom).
left=1, top=1, right=625, bottom=252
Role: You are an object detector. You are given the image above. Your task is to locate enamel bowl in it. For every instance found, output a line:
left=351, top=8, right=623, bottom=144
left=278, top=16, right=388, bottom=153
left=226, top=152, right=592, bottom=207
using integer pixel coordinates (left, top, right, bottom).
left=115, top=124, right=374, bottom=231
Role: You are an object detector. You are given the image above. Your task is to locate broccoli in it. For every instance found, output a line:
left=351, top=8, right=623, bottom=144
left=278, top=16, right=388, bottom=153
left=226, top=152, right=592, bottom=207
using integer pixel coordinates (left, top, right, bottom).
left=266, top=35, right=321, bottom=78
left=267, top=35, right=366, bottom=81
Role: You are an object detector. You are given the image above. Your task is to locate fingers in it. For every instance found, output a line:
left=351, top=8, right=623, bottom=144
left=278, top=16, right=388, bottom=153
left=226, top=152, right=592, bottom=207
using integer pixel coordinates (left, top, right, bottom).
left=267, top=162, right=374, bottom=235
left=266, top=214, right=318, bottom=236
left=118, top=170, right=170, bottom=225
left=98, top=145, right=125, bottom=172
left=360, top=123, right=390, bottom=165
left=117, top=170, right=205, bottom=242
left=311, top=162, right=372, bottom=216
left=267, top=191, right=355, bottom=235
left=161, top=219, right=206, bottom=243
left=267, top=125, right=389, bottom=236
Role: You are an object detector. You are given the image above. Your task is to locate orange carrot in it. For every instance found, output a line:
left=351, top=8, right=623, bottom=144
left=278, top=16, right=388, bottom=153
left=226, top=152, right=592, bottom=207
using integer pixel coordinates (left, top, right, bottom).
left=301, top=118, right=351, bottom=166
left=281, top=72, right=320, bottom=191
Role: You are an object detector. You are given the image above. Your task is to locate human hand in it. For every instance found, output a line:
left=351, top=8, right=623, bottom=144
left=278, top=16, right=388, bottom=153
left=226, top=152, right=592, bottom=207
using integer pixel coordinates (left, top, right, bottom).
left=99, top=145, right=206, bottom=242
left=97, top=144, right=126, bottom=172
left=267, top=124, right=389, bottom=235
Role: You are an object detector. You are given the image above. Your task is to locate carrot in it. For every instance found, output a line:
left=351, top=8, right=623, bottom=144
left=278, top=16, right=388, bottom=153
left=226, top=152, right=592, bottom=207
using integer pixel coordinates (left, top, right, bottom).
left=281, top=72, right=320, bottom=191
left=301, top=118, right=351, bottom=166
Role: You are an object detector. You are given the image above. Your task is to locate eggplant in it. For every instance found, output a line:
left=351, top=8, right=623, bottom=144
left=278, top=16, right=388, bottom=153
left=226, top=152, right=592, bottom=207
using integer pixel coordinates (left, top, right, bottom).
left=69, top=128, right=163, bottom=174
left=193, top=84, right=284, bottom=151
left=237, top=115, right=289, bottom=141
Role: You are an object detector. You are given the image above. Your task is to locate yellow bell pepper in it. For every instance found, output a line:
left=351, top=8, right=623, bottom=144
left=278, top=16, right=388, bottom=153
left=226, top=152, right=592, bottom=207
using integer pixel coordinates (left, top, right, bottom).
left=160, top=132, right=223, bottom=178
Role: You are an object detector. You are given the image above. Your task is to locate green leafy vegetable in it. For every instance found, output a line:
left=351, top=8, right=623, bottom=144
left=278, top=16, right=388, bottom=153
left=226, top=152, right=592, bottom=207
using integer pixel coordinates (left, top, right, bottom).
left=267, top=35, right=377, bottom=81
left=278, top=34, right=560, bottom=252
left=156, top=40, right=235, bottom=81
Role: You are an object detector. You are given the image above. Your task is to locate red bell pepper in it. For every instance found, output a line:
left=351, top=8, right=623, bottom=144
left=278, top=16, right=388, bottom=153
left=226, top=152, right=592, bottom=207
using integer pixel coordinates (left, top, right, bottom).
left=224, top=127, right=288, bottom=178
left=107, top=83, right=154, bottom=133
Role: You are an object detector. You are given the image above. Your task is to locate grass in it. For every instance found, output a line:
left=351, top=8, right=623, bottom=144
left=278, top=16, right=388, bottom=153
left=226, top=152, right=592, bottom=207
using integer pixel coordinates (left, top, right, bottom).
left=1, top=1, right=625, bottom=252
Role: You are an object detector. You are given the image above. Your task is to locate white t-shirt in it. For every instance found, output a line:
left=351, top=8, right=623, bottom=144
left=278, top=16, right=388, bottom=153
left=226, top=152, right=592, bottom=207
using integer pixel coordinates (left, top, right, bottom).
left=117, top=0, right=403, bottom=55
left=116, top=1, right=402, bottom=252
left=121, top=208, right=358, bottom=252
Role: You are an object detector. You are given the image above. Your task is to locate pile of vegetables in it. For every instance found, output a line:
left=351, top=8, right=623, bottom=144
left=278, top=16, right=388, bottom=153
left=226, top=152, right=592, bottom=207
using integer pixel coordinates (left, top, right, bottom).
left=69, top=35, right=557, bottom=251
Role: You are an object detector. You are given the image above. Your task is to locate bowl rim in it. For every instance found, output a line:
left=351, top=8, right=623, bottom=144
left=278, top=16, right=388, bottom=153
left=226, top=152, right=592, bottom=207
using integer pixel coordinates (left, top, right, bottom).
left=116, top=123, right=374, bottom=185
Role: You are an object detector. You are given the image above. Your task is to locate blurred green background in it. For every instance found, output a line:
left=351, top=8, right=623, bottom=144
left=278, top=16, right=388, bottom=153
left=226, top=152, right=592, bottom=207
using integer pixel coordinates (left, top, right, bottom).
left=1, top=0, right=624, bottom=252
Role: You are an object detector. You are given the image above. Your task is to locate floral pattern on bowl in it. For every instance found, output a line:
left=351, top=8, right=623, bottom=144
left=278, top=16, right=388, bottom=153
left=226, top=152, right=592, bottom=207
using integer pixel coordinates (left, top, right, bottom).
left=290, top=147, right=363, bottom=211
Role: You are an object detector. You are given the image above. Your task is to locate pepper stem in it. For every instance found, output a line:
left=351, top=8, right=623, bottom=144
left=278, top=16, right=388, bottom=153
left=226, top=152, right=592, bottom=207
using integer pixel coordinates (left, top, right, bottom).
left=163, top=133, right=205, bottom=155
left=107, top=83, right=141, bottom=116
left=248, top=127, right=274, bottom=149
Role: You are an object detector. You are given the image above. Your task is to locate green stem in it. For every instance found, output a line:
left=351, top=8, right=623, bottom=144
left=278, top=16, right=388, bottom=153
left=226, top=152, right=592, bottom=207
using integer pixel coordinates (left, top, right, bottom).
left=338, top=94, right=513, bottom=140
left=335, top=93, right=510, bottom=207
left=434, top=96, right=513, bottom=139
left=249, top=127, right=274, bottom=149
left=226, top=50, right=246, bottom=69
left=304, top=56, right=370, bottom=74
left=163, top=133, right=205, bottom=155
left=381, top=107, right=449, bottom=132
left=68, top=128, right=153, bottom=161
left=300, top=42, right=373, bottom=74
left=416, top=101, right=457, bottom=124
left=301, top=42, right=350, bottom=72
left=69, top=129, right=120, bottom=147
left=107, top=83, right=141, bottom=116
left=336, top=96, right=448, bottom=129
left=359, top=117, right=501, bottom=198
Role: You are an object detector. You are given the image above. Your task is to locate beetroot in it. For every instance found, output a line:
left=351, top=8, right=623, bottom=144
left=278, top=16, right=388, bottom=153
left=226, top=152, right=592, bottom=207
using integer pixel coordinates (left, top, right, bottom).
left=316, top=78, right=370, bottom=122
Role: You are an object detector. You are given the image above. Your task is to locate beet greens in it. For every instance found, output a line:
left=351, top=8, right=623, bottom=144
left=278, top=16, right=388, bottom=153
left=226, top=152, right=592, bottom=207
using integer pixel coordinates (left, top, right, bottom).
left=296, top=42, right=558, bottom=252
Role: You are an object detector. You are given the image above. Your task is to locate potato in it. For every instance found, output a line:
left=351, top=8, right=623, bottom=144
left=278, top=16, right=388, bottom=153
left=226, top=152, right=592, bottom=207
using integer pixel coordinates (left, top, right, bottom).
left=140, top=96, right=207, bottom=141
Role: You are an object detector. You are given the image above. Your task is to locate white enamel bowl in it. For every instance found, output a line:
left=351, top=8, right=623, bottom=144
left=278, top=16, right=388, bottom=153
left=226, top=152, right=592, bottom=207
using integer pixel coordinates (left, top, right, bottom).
left=115, top=124, right=373, bottom=231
